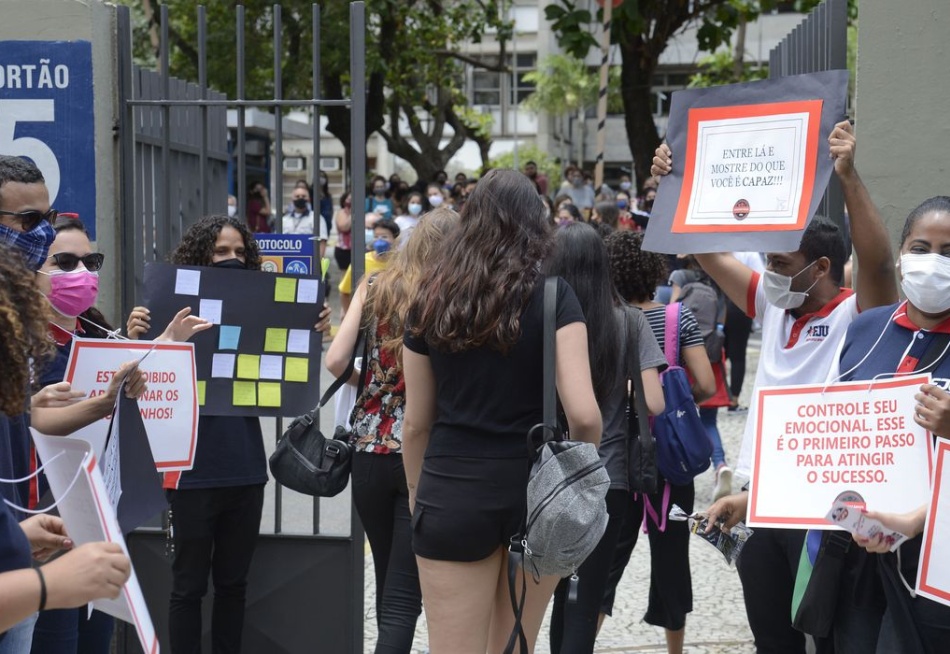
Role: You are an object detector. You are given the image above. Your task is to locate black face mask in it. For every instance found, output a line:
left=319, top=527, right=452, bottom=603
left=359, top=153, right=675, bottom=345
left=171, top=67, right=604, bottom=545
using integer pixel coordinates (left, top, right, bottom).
left=293, top=198, right=309, bottom=210
left=213, top=258, right=245, bottom=270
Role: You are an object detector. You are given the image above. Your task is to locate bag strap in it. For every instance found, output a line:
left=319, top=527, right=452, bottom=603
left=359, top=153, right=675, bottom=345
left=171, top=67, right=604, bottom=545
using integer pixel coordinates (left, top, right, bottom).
left=663, top=303, right=681, bottom=368
left=541, top=276, right=558, bottom=441
left=624, top=305, right=653, bottom=456
left=505, top=277, right=558, bottom=654
left=317, top=327, right=368, bottom=410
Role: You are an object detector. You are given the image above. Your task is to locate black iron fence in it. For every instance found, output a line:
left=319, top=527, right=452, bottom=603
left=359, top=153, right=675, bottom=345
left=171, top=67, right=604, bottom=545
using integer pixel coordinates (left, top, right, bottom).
left=769, top=0, right=849, bottom=234
left=114, top=3, right=368, bottom=652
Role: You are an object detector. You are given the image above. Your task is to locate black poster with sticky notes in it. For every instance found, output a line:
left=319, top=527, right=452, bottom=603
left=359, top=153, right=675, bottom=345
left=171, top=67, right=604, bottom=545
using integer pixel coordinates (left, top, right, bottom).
left=142, top=263, right=324, bottom=417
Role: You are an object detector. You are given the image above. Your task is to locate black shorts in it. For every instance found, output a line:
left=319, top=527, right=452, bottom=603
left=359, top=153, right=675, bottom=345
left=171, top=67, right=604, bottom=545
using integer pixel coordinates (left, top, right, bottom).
left=412, top=455, right=528, bottom=562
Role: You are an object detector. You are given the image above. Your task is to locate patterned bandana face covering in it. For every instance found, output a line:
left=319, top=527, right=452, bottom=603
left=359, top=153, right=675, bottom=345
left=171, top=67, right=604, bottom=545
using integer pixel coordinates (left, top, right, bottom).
left=0, top=220, right=55, bottom=271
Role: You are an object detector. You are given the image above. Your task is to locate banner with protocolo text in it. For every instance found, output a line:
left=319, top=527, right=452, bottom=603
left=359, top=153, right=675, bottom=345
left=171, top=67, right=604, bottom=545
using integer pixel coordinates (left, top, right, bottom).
left=748, top=374, right=933, bottom=530
left=63, top=339, right=198, bottom=472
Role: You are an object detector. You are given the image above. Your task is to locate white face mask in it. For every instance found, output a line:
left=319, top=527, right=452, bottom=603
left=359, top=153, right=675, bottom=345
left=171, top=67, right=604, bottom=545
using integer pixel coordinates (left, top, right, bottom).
left=619, top=181, right=632, bottom=191
left=762, top=260, right=819, bottom=310
left=428, top=194, right=444, bottom=207
left=900, top=253, right=950, bottom=314
left=227, top=205, right=237, bottom=218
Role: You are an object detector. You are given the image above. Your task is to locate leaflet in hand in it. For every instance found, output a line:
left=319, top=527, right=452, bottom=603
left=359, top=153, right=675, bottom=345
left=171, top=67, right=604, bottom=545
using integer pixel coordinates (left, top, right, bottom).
left=824, top=492, right=909, bottom=552
left=669, top=504, right=753, bottom=566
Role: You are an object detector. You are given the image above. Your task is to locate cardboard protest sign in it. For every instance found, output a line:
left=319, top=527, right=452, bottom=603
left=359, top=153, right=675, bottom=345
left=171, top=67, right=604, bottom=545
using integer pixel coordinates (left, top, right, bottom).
left=917, top=437, right=950, bottom=608
left=748, top=374, right=932, bottom=530
left=644, top=70, right=849, bottom=254
left=141, top=263, right=324, bottom=417
left=32, top=432, right=159, bottom=654
left=63, top=339, right=198, bottom=471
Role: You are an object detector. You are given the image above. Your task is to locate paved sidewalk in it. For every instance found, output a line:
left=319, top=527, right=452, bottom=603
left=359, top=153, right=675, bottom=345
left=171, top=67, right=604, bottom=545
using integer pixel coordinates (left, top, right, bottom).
left=363, top=341, right=762, bottom=653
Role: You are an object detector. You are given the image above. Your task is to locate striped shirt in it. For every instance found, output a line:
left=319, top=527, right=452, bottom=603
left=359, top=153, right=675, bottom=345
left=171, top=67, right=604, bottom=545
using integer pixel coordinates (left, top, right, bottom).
left=642, top=304, right=704, bottom=365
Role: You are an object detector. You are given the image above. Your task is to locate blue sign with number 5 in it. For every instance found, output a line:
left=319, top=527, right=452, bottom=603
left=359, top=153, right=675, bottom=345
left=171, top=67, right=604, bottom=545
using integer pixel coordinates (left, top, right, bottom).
left=0, top=41, right=96, bottom=239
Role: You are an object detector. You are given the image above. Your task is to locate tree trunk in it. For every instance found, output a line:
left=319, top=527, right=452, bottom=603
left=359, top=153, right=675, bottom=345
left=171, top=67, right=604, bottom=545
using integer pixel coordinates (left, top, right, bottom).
left=733, top=15, right=748, bottom=81
left=619, top=39, right=662, bottom=191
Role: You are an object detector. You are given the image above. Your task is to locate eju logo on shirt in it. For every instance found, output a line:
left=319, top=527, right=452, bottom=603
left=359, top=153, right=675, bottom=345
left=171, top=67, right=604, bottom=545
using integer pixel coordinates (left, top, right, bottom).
left=805, top=324, right=830, bottom=342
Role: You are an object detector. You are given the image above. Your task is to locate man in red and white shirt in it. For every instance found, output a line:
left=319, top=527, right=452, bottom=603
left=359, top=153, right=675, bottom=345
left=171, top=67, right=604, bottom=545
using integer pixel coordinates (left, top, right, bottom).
left=651, top=120, right=898, bottom=653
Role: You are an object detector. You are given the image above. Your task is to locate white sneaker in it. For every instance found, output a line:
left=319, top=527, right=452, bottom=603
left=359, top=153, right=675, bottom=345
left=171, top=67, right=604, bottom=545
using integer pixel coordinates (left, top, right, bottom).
left=713, top=465, right=733, bottom=502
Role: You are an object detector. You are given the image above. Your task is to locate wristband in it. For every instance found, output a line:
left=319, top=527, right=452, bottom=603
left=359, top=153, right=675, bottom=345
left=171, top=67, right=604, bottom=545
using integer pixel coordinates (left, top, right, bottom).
left=35, top=567, right=47, bottom=611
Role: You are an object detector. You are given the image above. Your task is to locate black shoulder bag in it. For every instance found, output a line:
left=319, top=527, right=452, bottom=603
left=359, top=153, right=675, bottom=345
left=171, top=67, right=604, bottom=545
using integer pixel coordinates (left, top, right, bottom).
left=268, top=329, right=369, bottom=497
left=623, top=305, right=658, bottom=494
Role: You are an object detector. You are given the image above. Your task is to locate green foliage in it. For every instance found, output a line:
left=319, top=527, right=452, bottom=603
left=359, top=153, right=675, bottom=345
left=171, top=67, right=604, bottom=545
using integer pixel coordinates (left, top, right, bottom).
left=489, top=144, right=562, bottom=189
left=688, top=50, right=769, bottom=88
left=522, top=55, right=623, bottom=117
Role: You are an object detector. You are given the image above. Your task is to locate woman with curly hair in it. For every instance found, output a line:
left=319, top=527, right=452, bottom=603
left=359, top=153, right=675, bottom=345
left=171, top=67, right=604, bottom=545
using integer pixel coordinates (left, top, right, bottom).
left=127, top=214, right=328, bottom=654
left=600, top=230, right=715, bottom=654
left=401, top=169, right=603, bottom=653
left=326, top=208, right=460, bottom=653
left=0, top=242, right=132, bottom=648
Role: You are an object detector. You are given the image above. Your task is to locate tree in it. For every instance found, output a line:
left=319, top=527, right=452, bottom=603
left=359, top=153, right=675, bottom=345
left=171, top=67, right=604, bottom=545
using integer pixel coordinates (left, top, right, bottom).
left=115, top=0, right=507, bottom=182
left=544, top=0, right=857, bottom=188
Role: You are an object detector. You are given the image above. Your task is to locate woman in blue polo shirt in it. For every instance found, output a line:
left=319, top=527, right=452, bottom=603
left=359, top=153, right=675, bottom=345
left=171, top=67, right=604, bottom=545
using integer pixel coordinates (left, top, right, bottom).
left=836, top=196, right=950, bottom=653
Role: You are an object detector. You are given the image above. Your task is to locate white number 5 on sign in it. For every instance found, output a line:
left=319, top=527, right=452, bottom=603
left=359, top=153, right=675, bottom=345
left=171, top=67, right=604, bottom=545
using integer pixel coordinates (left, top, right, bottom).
left=0, top=99, right=61, bottom=203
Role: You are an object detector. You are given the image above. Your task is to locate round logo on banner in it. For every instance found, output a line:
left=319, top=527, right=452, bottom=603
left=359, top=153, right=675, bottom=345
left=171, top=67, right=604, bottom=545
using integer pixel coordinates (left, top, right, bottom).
left=285, top=260, right=309, bottom=275
left=261, top=260, right=278, bottom=273
left=733, top=199, right=750, bottom=220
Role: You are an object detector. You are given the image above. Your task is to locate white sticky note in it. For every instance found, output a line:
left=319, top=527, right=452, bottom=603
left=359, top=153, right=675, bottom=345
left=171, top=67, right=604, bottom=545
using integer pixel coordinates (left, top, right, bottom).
left=287, top=329, right=311, bottom=354
left=297, top=279, right=320, bottom=304
left=198, top=299, right=223, bottom=325
left=175, top=269, right=201, bottom=296
left=259, top=355, right=283, bottom=381
left=211, top=353, right=235, bottom=378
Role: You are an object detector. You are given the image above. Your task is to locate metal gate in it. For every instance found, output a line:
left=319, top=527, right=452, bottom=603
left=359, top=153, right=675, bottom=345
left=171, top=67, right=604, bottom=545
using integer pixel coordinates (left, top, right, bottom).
left=114, top=4, right=368, bottom=652
left=769, top=0, right=849, bottom=235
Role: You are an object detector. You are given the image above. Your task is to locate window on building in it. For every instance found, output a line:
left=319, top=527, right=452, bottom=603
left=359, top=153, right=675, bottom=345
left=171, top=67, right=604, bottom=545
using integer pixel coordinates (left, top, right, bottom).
left=510, top=53, right=537, bottom=104
left=650, top=70, right=691, bottom=117
left=473, top=70, right=502, bottom=106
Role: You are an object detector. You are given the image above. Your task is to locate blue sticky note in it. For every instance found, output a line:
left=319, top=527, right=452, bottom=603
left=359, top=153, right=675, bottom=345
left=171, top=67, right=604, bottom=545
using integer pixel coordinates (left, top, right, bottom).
left=218, top=325, right=241, bottom=350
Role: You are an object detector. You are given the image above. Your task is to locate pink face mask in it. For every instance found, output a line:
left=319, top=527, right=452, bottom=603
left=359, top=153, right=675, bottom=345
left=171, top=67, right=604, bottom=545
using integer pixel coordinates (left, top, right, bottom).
left=43, top=269, right=99, bottom=317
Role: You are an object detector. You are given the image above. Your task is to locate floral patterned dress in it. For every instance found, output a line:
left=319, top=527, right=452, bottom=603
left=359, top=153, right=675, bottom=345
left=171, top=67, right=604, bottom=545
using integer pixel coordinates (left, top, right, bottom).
left=349, top=318, right=405, bottom=454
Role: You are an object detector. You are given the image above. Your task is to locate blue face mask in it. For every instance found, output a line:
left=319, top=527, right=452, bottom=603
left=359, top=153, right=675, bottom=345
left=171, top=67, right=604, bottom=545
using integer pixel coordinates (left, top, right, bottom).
left=373, top=238, right=391, bottom=255
left=0, top=220, right=55, bottom=271
left=617, top=199, right=628, bottom=210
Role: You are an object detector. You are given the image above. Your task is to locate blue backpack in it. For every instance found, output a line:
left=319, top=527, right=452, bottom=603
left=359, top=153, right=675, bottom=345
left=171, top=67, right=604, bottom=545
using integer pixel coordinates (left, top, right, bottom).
left=654, top=303, right=712, bottom=486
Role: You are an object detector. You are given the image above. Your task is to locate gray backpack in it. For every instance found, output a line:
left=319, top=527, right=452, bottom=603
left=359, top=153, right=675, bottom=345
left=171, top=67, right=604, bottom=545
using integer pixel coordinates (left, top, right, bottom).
left=505, top=277, right=610, bottom=653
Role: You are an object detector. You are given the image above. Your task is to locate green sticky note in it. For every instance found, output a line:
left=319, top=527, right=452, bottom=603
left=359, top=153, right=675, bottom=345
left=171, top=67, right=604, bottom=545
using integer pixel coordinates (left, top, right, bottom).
left=264, top=328, right=288, bottom=353
left=284, top=357, right=309, bottom=383
left=233, top=381, right=257, bottom=406
left=321, top=257, right=331, bottom=278
left=237, top=354, right=261, bottom=380
left=275, top=277, right=297, bottom=303
left=258, top=382, right=282, bottom=407
left=196, top=381, right=206, bottom=406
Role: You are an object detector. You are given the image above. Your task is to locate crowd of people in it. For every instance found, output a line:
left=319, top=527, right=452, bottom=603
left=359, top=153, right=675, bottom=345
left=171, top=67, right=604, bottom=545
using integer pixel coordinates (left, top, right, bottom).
left=0, top=114, right=948, bottom=654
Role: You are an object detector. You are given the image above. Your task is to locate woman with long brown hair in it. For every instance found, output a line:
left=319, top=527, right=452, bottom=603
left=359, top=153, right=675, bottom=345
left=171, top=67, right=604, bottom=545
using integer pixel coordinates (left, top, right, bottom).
left=326, top=208, right=460, bottom=653
left=402, top=170, right=603, bottom=653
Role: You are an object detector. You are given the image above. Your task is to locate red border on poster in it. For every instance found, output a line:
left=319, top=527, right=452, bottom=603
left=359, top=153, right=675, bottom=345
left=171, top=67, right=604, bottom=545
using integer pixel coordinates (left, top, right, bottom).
left=64, top=340, right=199, bottom=471
left=918, top=438, right=950, bottom=605
left=671, top=100, right=824, bottom=234
left=749, top=375, right=934, bottom=527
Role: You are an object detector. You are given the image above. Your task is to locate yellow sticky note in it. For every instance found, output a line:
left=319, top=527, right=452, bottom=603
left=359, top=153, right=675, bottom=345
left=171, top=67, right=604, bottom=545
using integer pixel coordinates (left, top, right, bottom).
left=284, top=357, right=309, bottom=383
left=233, top=381, right=256, bottom=406
left=275, top=277, right=297, bottom=303
left=258, top=382, right=282, bottom=407
left=237, top=354, right=261, bottom=380
left=264, top=328, right=288, bottom=353
left=197, top=381, right=206, bottom=406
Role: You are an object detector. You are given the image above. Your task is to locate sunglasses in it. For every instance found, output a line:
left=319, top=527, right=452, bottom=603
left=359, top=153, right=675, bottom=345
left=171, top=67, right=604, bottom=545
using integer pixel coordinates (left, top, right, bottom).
left=48, top=252, right=105, bottom=272
left=0, top=208, right=58, bottom=231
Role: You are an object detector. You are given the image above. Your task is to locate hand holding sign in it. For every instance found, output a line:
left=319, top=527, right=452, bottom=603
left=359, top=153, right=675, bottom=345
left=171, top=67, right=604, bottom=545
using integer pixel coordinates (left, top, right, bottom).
left=41, top=541, right=132, bottom=607
left=32, top=382, right=85, bottom=409
left=915, top=383, right=950, bottom=437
